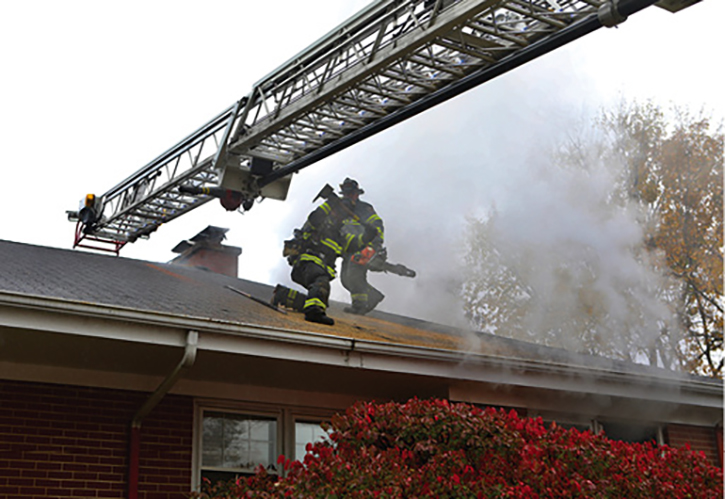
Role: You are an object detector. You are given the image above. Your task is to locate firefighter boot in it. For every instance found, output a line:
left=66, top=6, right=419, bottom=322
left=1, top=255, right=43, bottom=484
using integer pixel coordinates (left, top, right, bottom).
left=345, top=288, right=384, bottom=315
left=366, top=287, right=385, bottom=313
left=304, top=306, right=335, bottom=326
left=271, top=285, right=305, bottom=311
left=344, top=302, right=368, bottom=315
left=344, top=292, right=368, bottom=315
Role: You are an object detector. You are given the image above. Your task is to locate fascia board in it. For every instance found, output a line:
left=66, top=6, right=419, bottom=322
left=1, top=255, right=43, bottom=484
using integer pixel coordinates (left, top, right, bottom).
left=0, top=291, right=721, bottom=409
left=351, top=343, right=722, bottom=409
left=0, top=291, right=348, bottom=349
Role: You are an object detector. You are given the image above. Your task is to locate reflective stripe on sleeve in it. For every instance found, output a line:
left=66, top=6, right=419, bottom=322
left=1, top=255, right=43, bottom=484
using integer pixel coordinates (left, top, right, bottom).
left=321, top=238, right=342, bottom=255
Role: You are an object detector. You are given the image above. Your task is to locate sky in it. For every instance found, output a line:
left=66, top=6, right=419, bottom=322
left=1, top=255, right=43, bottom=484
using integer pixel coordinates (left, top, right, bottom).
left=0, top=0, right=722, bottom=328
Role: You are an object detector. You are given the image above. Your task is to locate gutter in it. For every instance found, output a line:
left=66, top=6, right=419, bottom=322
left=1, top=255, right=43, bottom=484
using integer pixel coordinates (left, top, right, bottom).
left=0, top=291, right=721, bottom=403
left=128, top=330, right=198, bottom=499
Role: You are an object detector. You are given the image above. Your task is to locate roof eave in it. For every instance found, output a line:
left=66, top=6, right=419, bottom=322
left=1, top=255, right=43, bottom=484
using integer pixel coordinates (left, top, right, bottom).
left=0, top=291, right=721, bottom=411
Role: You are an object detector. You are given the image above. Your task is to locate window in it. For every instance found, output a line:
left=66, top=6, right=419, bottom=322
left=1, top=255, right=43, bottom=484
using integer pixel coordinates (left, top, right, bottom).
left=530, top=410, right=594, bottom=434
left=200, top=411, right=279, bottom=483
left=601, top=421, right=661, bottom=444
left=294, top=420, right=330, bottom=461
left=543, top=420, right=592, bottom=433
left=194, top=402, right=335, bottom=489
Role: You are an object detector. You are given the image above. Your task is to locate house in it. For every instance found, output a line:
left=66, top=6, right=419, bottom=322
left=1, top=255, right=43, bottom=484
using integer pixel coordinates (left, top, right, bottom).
left=0, top=233, right=721, bottom=499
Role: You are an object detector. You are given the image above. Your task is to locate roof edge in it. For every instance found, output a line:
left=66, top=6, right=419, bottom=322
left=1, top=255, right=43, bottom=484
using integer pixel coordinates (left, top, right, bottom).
left=0, top=290, right=721, bottom=404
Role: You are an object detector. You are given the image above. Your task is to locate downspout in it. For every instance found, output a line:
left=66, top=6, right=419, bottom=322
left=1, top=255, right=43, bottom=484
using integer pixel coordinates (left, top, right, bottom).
left=128, top=330, right=199, bottom=499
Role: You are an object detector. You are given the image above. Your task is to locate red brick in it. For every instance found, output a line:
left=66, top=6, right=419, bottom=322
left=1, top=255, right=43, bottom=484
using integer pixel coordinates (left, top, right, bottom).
left=1, top=434, right=26, bottom=443
left=665, top=423, right=720, bottom=467
left=87, top=465, right=113, bottom=474
left=62, top=463, right=88, bottom=472
left=98, top=473, right=124, bottom=482
left=98, top=491, right=124, bottom=498
left=20, top=468, right=47, bottom=478
left=12, top=461, right=36, bottom=470
left=35, top=478, right=62, bottom=488
left=71, top=488, right=97, bottom=497
left=8, top=477, right=35, bottom=486
left=0, top=468, right=21, bottom=478
left=19, top=487, right=47, bottom=495
left=47, top=471, right=74, bottom=480
left=75, top=472, right=99, bottom=481
left=46, top=488, right=70, bottom=497
left=1, top=379, right=192, bottom=498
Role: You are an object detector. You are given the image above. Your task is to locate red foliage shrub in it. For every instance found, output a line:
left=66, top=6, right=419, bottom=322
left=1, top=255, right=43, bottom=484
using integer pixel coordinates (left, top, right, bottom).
left=193, top=398, right=722, bottom=498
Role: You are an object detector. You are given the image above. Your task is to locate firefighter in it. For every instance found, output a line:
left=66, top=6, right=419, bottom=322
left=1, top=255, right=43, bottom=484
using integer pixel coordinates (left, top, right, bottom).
left=338, top=178, right=386, bottom=315
left=273, top=187, right=377, bottom=325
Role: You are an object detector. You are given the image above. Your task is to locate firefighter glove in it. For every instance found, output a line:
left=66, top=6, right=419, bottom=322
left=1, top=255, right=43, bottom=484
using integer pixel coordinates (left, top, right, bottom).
left=283, top=239, right=301, bottom=257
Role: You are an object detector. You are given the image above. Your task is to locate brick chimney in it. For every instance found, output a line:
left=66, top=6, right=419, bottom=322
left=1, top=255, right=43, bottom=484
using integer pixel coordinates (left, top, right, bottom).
left=169, top=226, right=241, bottom=277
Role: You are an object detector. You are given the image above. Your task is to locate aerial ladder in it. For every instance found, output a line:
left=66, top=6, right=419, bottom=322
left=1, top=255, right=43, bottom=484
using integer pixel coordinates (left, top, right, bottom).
left=67, top=0, right=698, bottom=254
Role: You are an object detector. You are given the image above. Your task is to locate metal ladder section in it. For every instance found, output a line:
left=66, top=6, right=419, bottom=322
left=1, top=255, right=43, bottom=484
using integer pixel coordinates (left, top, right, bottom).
left=68, top=0, right=658, bottom=253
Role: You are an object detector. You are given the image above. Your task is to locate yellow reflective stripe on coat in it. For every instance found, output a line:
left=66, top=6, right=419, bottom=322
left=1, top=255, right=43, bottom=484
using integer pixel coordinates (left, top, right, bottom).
left=320, top=202, right=332, bottom=215
left=321, top=238, right=342, bottom=255
left=299, top=254, right=336, bottom=278
left=342, top=233, right=362, bottom=253
left=366, top=214, right=381, bottom=224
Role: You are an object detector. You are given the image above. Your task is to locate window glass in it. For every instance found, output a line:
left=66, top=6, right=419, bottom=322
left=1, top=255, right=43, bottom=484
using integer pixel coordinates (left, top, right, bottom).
left=202, top=411, right=277, bottom=475
left=295, top=421, right=329, bottom=461
left=602, top=422, right=659, bottom=444
left=544, top=420, right=591, bottom=433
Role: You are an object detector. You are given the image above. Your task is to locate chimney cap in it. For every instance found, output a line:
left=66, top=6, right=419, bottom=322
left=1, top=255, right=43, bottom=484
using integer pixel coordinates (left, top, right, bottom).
left=171, top=226, right=230, bottom=254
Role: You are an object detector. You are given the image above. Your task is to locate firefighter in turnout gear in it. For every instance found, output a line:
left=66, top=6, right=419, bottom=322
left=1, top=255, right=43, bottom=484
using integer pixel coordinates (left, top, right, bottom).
left=273, top=185, right=377, bottom=325
left=338, top=178, right=386, bottom=315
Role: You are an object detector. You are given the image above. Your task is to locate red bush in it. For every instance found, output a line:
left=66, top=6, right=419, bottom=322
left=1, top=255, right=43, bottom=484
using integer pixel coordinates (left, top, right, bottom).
left=194, top=398, right=722, bottom=498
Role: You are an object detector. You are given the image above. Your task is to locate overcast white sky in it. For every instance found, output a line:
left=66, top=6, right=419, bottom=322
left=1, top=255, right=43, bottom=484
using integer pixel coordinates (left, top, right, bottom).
left=1, top=0, right=722, bottom=322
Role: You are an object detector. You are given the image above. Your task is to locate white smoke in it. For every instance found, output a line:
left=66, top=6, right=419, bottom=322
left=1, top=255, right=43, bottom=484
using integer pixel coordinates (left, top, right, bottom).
left=239, top=41, right=682, bottom=368
left=260, top=52, right=597, bottom=328
left=479, top=153, right=678, bottom=362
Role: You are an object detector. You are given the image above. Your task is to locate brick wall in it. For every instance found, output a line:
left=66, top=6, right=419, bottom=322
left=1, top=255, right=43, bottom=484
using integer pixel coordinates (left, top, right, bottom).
left=0, top=379, right=193, bottom=499
left=665, top=423, right=722, bottom=467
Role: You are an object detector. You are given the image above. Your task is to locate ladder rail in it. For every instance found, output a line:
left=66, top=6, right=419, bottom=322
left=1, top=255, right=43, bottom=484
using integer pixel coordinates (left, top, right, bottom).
left=72, top=0, right=660, bottom=250
left=226, top=0, right=601, bottom=174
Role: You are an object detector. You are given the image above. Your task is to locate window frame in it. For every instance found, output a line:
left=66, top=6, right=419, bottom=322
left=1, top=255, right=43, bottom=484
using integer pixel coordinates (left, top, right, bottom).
left=193, top=400, right=335, bottom=490
left=194, top=402, right=283, bottom=488
left=597, top=419, right=664, bottom=445
left=292, top=418, right=333, bottom=462
left=532, top=411, right=664, bottom=445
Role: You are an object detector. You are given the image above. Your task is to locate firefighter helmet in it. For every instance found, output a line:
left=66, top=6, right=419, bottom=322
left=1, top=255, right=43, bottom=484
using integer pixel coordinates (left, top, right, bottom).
left=340, top=178, right=364, bottom=196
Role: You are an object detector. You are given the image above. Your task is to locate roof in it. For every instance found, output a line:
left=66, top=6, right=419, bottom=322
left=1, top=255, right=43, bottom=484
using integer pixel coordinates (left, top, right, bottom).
left=0, top=238, right=713, bottom=375
left=0, top=238, right=720, bottom=423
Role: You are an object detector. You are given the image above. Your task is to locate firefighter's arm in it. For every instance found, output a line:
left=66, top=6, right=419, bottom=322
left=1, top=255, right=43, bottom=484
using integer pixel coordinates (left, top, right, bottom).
left=364, top=210, right=384, bottom=245
left=306, top=202, right=333, bottom=231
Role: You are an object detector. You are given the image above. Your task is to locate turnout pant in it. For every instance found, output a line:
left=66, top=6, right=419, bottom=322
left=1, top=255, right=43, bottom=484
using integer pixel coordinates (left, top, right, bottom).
left=291, top=260, right=332, bottom=313
left=341, top=259, right=384, bottom=313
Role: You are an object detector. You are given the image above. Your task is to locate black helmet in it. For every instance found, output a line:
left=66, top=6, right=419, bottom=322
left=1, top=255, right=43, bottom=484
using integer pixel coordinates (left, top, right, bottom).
left=340, top=177, right=364, bottom=196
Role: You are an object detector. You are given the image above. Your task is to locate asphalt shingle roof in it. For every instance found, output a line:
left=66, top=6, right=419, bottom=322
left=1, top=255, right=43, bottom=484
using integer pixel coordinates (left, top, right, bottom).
left=0, top=238, right=715, bottom=382
left=0, top=239, right=468, bottom=349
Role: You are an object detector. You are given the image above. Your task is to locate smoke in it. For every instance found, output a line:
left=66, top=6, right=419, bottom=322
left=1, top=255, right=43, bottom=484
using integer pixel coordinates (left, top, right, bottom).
left=480, top=152, right=678, bottom=362
left=258, top=50, right=601, bottom=329
left=228, top=38, right=684, bottom=369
